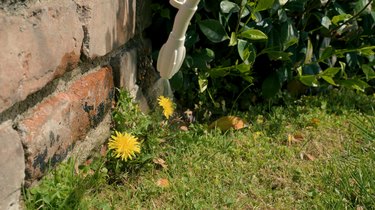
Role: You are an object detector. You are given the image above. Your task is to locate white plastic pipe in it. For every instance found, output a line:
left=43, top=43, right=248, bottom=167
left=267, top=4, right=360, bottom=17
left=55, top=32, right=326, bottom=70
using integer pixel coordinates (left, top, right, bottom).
left=157, top=0, right=201, bottom=79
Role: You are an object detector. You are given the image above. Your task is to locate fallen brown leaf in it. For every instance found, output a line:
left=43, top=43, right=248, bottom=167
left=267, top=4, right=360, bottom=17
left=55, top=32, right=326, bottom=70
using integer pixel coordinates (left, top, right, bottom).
left=156, top=178, right=169, bottom=188
left=293, top=133, right=304, bottom=141
left=153, top=158, right=168, bottom=169
left=179, top=125, right=189, bottom=131
left=288, top=133, right=304, bottom=145
left=305, top=153, right=316, bottom=161
left=208, top=116, right=248, bottom=131
left=300, top=152, right=316, bottom=161
left=158, top=139, right=167, bottom=143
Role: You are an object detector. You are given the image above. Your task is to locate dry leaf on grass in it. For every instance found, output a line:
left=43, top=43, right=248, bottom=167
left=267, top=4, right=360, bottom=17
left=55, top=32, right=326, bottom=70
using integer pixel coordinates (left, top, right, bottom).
left=208, top=116, right=248, bottom=131
left=305, top=153, right=316, bottom=161
left=287, top=133, right=304, bottom=145
left=158, top=139, right=167, bottom=143
left=156, top=178, right=170, bottom=188
left=153, top=158, right=168, bottom=169
left=300, top=152, right=316, bottom=161
left=179, top=125, right=189, bottom=131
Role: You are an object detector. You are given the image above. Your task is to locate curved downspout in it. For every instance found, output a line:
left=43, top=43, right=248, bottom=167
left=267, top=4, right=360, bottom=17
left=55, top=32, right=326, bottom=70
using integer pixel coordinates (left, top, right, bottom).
left=157, top=0, right=201, bottom=79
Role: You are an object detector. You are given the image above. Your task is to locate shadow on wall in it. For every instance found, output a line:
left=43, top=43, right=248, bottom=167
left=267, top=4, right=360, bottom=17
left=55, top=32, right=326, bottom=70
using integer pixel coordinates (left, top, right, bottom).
left=105, top=0, right=135, bottom=53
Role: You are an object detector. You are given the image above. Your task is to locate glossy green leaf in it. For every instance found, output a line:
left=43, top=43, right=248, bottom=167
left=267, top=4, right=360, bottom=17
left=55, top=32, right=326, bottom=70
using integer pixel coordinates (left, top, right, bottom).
left=320, top=46, right=335, bottom=61
left=198, top=19, right=229, bottom=43
left=185, top=29, right=199, bottom=48
left=209, top=66, right=232, bottom=78
left=320, top=67, right=341, bottom=77
left=299, top=75, right=319, bottom=87
left=321, top=16, right=332, bottom=29
left=339, top=61, right=348, bottom=79
left=251, top=11, right=263, bottom=22
left=278, top=9, right=288, bottom=22
left=255, top=0, right=275, bottom=12
left=239, top=29, right=268, bottom=40
left=362, top=64, right=375, bottom=80
left=220, top=1, right=240, bottom=13
left=237, top=39, right=256, bottom=64
left=241, top=7, right=250, bottom=18
left=321, top=76, right=337, bottom=86
left=332, top=14, right=352, bottom=25
left=191, top=48, right=215, bottom=70
left=358, top=46, right=375, bottom=56
left=265, top=50, right=292, bottom=61
left=304, top=38, right=313, bottom=64
left=355, top=0, right=372, bottom=15
left=280, top=21, right=298, bottom=50
left=236, top=62, right=251, bottom=73
left=198, top=74, right=208, bottom=93
left=279, top=0, right=288, bottom=6
left=229, top=32, right=237, bottom=46
left=339, top=79, right=370, bottom=92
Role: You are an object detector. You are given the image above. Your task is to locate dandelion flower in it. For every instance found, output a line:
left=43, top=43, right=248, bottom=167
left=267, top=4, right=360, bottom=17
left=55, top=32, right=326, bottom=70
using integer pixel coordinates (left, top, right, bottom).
left=157, top=96, right=174, bottom=119
left=108, top=131, right=141, bottom=161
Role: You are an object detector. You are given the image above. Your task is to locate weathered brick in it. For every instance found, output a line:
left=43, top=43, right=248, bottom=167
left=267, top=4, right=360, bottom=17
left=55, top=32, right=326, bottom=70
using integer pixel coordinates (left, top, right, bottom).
left=0, top=121, right=25, bottom=210
left=0, top=0, right=83, bottom=113
left=111, top=50, right=138, bottom=95
left=75, top=0, right=136, bottom=58
left=17, top=67, right=114, bottom=185
left=111, top=49, right=149, bottom=112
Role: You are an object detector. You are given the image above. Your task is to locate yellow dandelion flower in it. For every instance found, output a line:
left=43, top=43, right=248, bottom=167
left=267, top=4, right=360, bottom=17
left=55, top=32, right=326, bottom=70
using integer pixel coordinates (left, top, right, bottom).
left=157, top=96, right=174, bottom=119
left=108, top=131, right=141, bottom=161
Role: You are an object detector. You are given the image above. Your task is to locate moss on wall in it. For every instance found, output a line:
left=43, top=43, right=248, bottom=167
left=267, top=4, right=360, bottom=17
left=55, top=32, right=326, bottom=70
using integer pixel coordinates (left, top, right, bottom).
left=0, top=0, right=35, bottom=11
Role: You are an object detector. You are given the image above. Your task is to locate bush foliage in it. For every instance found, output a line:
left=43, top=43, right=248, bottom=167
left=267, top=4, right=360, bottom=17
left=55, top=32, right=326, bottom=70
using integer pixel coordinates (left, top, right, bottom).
left=149, top=0, right=375, bottom=115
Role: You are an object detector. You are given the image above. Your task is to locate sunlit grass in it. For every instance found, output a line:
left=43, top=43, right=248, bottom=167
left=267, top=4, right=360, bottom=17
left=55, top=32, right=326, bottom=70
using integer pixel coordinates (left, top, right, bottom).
left=24, top=90, right=375, bottom=209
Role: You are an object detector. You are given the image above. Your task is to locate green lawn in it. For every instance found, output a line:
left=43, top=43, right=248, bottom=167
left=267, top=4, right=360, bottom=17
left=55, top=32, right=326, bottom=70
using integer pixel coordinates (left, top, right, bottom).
left=24, top=90, right=375, bottom=209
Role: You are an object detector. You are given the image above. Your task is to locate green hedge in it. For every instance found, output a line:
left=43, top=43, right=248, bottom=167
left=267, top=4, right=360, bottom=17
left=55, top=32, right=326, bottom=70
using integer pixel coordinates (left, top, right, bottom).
left=150, top=0, right=375, bottom=114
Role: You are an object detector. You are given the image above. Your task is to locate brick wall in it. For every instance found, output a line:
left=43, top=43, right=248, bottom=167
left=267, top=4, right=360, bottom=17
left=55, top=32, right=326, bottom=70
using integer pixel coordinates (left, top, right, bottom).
left=0, top=0, right=153, bottom=209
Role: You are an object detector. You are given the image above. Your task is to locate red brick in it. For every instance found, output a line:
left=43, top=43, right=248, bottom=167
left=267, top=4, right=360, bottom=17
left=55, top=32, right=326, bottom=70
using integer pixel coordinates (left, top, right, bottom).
left=75, top=0, right=136, bottom=58
left=17, top=67, right=114, bottom=185
left=0, top=0, right=83, bottom=113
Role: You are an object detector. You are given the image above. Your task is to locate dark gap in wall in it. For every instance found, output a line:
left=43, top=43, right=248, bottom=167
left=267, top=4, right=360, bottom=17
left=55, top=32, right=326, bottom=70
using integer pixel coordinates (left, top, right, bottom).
left=0, top=79, right=60, bottom=124
left=79, top=25, right=90, bottom=62
left=135, top=39, right=160, bottom=108
left=78, top=35, right=140, bottom=75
